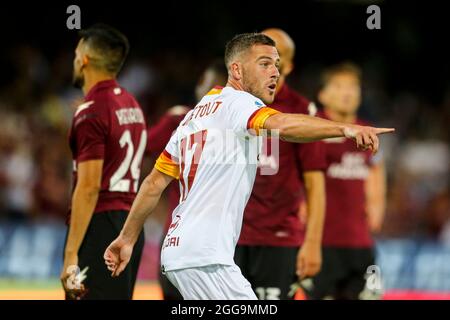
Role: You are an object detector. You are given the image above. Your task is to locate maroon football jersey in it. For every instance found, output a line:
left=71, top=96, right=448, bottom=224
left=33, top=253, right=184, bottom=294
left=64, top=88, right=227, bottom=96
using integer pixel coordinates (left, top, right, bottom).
left=146, top=108, right=189, bottom=232
left=238, top=84, right=327, bottom=247
left=69, top=80, right=147, bottom=217
left=146, top=112, right=186, bottom=156
left=318, top=110, right=375, bottom=248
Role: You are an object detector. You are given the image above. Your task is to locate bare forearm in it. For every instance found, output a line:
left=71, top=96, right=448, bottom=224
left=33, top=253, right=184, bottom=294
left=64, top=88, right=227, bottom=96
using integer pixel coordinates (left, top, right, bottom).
left=65, top=186, right=99, bottom=257
left=264, top=113, right=394, bottom=154
left=366, top=164, right=386, bottom=223
left=302, top=172, right=325, bottom=244
left=267, top=113, right=347, bottom=143
left=120, top=170, right=167, bottom=244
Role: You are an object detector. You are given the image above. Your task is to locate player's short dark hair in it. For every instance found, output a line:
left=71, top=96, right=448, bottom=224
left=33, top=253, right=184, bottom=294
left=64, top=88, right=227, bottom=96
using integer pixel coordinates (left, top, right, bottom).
left=79, top=23, right=129, bottom=75
left=224, top=33, right=276, bottom=68
left=321, top=62, right=362, bottom=87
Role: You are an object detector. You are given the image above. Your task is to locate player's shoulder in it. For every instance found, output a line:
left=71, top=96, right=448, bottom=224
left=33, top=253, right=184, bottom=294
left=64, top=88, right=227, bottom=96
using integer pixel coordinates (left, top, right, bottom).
left=90, top=80, right=139, bottom=104
left=76, top=87, right=113, bottom=116
left=73, top=98, right=107, bottom=120
left=74, top=100, right=95, bottom=118
left=72, top=99, right=108, bottom=129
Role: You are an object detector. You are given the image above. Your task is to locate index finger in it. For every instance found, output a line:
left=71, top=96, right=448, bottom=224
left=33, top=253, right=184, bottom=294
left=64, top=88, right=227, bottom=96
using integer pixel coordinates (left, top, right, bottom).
left=374, top=128, right=395, bottom=135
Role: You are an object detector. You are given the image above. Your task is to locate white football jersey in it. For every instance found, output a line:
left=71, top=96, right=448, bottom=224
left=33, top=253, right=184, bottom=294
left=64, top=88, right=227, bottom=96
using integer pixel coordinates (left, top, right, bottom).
left=155, top=86, right=279, bottom=272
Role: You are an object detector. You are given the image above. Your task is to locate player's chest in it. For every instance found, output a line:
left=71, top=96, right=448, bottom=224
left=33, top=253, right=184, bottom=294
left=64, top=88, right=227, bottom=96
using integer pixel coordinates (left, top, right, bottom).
left=324, top=139, right=371, bottom=179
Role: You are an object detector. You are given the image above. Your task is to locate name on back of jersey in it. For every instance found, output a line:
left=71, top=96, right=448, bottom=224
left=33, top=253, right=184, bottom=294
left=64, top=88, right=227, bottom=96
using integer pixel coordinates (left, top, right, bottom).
left=182, top=101, right=223, bottom=126
left=115, top=107, right=145, bottom=125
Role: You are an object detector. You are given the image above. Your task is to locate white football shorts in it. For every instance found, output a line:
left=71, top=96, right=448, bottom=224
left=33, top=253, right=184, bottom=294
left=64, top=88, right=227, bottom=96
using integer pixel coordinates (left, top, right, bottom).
left=165, top=264, right=258, bottom=300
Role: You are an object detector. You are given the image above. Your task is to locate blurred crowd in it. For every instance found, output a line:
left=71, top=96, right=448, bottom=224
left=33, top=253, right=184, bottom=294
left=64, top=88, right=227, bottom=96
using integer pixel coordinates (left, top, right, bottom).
left=0, top=43, right=448, bottom=244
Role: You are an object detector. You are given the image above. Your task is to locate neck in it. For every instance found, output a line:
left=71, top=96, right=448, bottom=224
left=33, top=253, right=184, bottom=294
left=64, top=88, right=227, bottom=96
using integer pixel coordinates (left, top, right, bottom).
left=82, top=71, right=115, bottom=96
left=324, top=108, right=357, bottom=124
left=226, top=78, right=245, bottom=91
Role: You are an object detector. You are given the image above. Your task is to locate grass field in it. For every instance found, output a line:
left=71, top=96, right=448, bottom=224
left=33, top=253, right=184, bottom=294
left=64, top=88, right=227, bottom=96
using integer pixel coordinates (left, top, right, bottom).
left=2, top=279, right=450, bottom=300
left=0, top=279, right=163, bottom=300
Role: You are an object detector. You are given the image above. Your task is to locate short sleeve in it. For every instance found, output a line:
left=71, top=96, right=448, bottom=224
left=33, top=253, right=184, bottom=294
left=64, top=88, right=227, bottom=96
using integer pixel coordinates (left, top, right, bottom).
left=73, top=108, right=107, bottom=162
left=247, top=107, right=280, bottom=135
left=297, top=141, right=327, bottom=172
left=154, top=131, right=180, bottom=179
left=228, top=94, right=279, bottom=135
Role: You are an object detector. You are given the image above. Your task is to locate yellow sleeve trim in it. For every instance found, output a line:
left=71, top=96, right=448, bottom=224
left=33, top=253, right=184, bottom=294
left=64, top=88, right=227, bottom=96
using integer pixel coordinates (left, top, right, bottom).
left=206, top=87, right=223, bottom=96
left=247, top=107, right=280, bottom=135
left=155, top=151, right=180, bottom=179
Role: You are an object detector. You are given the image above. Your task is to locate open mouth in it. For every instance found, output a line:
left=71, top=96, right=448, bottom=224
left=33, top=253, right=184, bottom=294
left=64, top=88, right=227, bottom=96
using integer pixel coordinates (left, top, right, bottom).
left=268, top=83, right=276, bottom=92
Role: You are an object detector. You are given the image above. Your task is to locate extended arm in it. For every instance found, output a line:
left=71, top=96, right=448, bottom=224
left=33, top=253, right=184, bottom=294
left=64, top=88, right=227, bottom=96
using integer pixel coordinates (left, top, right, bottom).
left=264, top=112, right=394, bottom=152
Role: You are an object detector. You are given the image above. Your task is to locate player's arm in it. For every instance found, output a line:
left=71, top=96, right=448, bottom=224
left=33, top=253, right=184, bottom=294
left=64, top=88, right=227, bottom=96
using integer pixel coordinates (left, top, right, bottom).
left=65, top=159, right=103, bottom=258
left=297, top=170, right=325, bottom=279
left=104, top=151, right=178, bottom=277
left=264, top=112, right=394, bottom=152
left=120, top=168, right=173, bottom=244
left=62, top=159, right=102, bottom=297
left=365, top=160, right=386, bottom=233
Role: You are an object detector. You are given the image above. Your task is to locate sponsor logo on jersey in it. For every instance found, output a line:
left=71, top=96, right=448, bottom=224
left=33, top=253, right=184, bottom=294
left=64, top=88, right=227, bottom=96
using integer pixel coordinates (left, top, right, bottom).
left=327, top=152, right=369, bottom=180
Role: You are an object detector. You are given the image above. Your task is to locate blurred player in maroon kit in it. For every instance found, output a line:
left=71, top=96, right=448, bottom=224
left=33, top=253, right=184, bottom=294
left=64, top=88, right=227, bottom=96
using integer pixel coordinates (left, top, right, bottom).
left=302, top=62, right=386, bottom=300
left=146, top=60, right=228, bottom=299
left=61, top=24, right=146, bottom=300
left=234, top=28, right=327, bottom=300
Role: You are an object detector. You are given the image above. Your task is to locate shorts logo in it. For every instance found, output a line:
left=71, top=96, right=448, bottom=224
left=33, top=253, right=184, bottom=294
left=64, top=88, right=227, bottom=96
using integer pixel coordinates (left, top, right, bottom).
left=167, top=214, right=181, bottom=236
left=164, top=215, right=181, bottom=249
left=164, top=236, right=180, bottom=248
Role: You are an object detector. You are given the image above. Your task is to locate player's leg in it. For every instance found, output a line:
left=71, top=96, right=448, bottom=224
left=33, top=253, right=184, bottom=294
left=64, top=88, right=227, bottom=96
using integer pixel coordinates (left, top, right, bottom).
left=242, top=246, right=297, bottom=300
left=303, top=247, right=346, bottom=299
left=78, top=210, right=143, bottom=299
left=159, top=271, right=183, bottom=300
left=165, top=264, right=257, bottom=300
left=337, top=247, right=377, bottom=300
left=107, top=210, right=146, bottom=299
left=77, top=212, right=125, bottom=299
left=234, top=245, right=252, bottom=283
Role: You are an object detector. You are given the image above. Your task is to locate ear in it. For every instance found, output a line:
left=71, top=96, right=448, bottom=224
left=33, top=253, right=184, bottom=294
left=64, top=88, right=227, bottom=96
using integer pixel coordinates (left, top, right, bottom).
left=230, top=62, right=242, bottom=81
left=82, top=55, right=89, bottom=66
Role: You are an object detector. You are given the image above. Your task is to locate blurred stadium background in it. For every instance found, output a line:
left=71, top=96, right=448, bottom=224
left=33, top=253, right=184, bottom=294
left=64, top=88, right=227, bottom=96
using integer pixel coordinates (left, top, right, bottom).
left=0, top=0, right=449, bottom=299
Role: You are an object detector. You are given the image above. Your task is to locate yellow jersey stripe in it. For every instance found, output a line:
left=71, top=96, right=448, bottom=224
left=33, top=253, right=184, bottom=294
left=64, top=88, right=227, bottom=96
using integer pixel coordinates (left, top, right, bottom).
left=155, top=151, right=180, bottom=179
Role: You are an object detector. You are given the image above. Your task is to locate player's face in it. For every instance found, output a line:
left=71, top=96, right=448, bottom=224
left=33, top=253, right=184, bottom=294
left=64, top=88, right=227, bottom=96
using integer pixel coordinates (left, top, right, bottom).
left=264, top=36, right=291, bottom=78
left=242, top=45, right=280, bottom=104
left=72, top=40, right=85, bottom=89
left=320, top=73, right=361, bottom=115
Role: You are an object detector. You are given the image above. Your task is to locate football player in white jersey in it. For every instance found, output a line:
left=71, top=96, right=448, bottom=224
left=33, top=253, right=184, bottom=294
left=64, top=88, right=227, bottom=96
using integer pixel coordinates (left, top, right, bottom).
left=104, top=33, right=394, bottom=300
